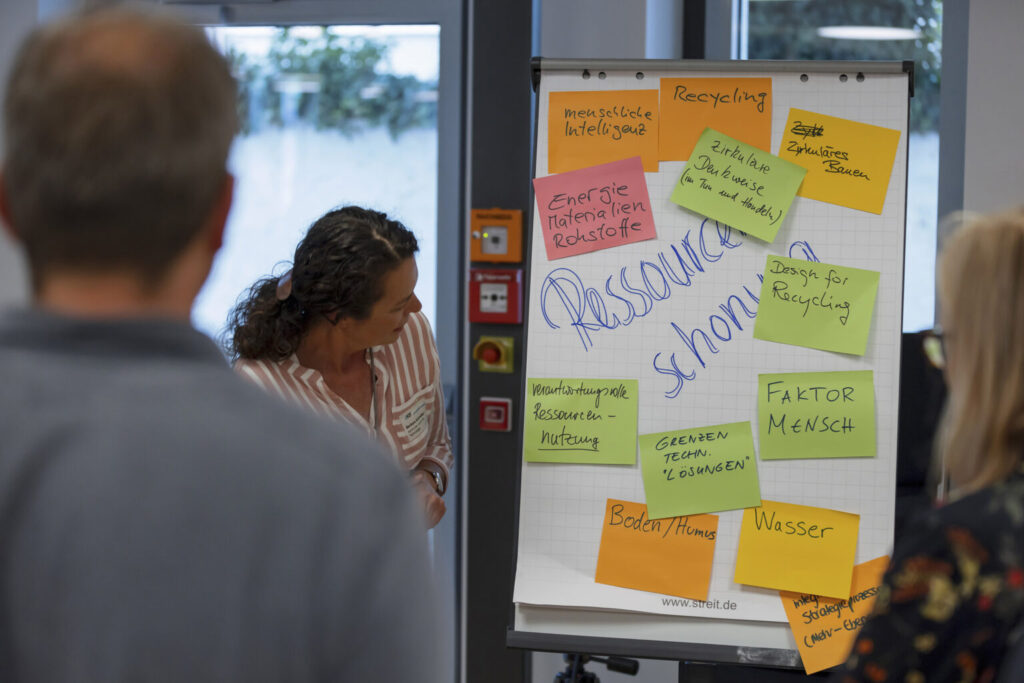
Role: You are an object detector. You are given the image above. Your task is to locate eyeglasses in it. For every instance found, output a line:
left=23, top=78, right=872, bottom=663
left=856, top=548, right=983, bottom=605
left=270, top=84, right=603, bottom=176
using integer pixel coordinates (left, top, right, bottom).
left=922, top=328, right=946, bottom=369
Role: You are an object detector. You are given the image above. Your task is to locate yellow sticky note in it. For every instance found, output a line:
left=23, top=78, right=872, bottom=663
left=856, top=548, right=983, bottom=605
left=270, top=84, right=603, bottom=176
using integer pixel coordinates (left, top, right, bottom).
left=778, top=109, right=901, bottom=214
left=595, top=499, right=718, bottom=601
left=780, top=556, right=890, bottom=674
left=549, top=90, right=660, bottom=173
left=734, top=500, right=859, bottom=599
left=659, top=77, right=772, bottom=160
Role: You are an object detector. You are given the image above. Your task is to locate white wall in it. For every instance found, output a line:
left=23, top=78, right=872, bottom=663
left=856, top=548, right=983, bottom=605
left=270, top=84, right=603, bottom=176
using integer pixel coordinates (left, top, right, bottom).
left=962, top=0, right=1024, bottom=214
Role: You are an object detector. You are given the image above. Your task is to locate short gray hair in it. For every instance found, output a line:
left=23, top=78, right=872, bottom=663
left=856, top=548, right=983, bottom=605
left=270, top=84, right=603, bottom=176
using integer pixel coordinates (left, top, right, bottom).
left=1, top=6, right=238, bottom=287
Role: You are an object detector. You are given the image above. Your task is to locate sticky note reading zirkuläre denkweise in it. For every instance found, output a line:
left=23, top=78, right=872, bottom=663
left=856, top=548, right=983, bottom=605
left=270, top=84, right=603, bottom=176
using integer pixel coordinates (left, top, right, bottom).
left=780, top=555, right=889, bottom=674
left=734, top=499, right=859, bottom=600
left=659, top=77, right=772, bottom=160
left=753, top=255, right=880, bottom=356
left=758, top=370, right=876, bottom=461
left=595, top=498, right=719, bottom=601
left=532, top=157, right=657, bottom=261
left=547, top=90, right=660, bottom=173
left=639, top=421, right=760, bottom=519
left=670, top=127, right=806, bottom=243
left=523, top=378, right=638, bottom=464
left=778, top=108, right=901, bottom=215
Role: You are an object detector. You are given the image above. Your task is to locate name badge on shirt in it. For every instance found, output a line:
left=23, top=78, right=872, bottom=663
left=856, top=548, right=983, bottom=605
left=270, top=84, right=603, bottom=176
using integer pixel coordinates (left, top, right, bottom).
left=399, top=398, right=432, bottom=443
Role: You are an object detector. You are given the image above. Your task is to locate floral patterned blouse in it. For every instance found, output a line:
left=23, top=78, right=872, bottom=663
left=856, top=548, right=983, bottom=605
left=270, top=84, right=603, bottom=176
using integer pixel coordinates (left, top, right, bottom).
left=833, top=464, right=1024, bottom=682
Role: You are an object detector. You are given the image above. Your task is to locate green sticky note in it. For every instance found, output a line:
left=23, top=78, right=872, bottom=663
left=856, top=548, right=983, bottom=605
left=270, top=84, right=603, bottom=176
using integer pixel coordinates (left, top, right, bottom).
left=753, top=255, right=880, bottom=355
left=669, top=127, right=807, bottom=243
left=639, top=421, right=760, bottom=519
left=524, top=378, right=638, bottom=464
left=758, top=371, right=876, bottom=460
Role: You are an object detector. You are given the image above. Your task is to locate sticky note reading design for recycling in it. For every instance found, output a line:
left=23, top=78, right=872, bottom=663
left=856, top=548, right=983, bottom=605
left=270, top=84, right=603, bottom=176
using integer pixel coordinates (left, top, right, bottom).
left=781, top=555, right=890, bottom=674
left=734, top=500, right=859, bottom=599
left=639, top=421, right=760, bottom=519
left=523, top=378, right=638, bottom=464
left=595, top=499, right=718, bottom=601
left=778, top=108, right=901, bottom=214
left=659, top=77, right=772, bottom=160
left=753, top=255, right=880, bottom=356
left=758, top=371, right=876, bottom=461
left=548, top=90, right=660, bottom=173
left=670, top=128, right=806, bottom=243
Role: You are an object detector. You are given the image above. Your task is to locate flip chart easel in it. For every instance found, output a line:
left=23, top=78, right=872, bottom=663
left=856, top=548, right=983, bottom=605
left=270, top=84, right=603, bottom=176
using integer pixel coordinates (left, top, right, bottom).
left=509, top=58, right=911, bottom=666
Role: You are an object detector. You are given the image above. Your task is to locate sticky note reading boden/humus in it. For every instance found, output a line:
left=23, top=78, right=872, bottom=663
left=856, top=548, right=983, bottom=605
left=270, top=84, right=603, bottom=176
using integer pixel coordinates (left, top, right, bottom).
left=758, top=371, right=876, bottom=461
left=548, top=90, right=659, bottom=173
left=781, top=555, right=889, bottom=674
left=734, top=500, right=859, bottom=599
left=659, top=77, right=772, bottom=160
left=523, top=378, right=639, bottom=464
left=595, top=499, right=718, bottom=601
left=639, top=421, right=760, bottom=519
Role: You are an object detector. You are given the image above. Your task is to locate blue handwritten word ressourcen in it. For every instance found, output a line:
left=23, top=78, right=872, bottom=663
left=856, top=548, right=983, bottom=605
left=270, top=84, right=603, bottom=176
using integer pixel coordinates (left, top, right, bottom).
left=538, top=219, right=820, bottom=398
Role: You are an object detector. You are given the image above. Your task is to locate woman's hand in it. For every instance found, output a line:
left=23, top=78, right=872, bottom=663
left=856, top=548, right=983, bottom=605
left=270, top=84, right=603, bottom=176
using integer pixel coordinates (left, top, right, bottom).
left=413, top=470, right=446, bottom=528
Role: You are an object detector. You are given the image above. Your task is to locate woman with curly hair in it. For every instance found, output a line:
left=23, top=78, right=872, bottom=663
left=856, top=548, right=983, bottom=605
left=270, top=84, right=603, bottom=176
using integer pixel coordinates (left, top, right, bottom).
left=227, top=206, right=452, bottom=528
left=834, top=208, right=1024, bottom=682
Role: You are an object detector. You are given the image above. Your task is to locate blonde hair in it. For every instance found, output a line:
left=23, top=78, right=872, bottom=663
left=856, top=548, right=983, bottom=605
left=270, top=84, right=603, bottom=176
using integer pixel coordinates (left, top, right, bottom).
left=937, top=207, right=1024, bottom=495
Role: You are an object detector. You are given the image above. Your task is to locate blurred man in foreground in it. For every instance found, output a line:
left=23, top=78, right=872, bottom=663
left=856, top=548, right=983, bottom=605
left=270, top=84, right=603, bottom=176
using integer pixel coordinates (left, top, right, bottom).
left=0, top=7, right=439, bottom=681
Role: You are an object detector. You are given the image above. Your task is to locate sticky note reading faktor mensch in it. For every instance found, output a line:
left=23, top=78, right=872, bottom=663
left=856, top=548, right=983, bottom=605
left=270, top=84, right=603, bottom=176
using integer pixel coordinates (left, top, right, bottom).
left=753, top=255, right=880, bottom=356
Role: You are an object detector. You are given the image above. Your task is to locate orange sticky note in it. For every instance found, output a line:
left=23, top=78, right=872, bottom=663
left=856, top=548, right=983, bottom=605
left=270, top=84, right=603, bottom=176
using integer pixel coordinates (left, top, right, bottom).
left=780, top=555, right=890, bottom=674
left=777, top=108, right=901, bottom=214
left=548, top=90, right=659, bottom=173
left=595, top=499, right=718, bottom=601
left=659, top=78, right=772, bottom=160
left=734, top=500, right=859, bottom=599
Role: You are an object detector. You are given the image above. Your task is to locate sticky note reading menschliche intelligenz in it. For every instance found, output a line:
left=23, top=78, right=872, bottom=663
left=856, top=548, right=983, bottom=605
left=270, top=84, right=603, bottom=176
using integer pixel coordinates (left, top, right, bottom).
left=753, top=255, right=880, bottom=356
left=548, top=90, right=660, bottom=173
left=532, top=157, right=657, bottom=261
left=734, top=500, right=859, bottom=600
left=659, top=77, right=772, bottom=160
left=780, top=555, right=889, bottom=674
left=758, top=371, right=876, bottom=461
left=670, top=127, right=806, bottom=243
left=778, top=109, right=901, bottom=215
left=523, top=378, right=638, bottom=464
left=639, top=421, right=761, bottom=519
left=595, top=499, right=718, bottom=601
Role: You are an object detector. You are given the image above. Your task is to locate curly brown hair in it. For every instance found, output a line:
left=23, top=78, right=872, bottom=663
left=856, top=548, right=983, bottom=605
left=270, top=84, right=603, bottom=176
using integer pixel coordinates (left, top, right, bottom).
left=226, top=206, right=418, bottom=361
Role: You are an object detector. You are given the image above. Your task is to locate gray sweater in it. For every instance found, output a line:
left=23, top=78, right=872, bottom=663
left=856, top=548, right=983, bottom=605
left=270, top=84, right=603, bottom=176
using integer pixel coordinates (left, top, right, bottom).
left=0, top=310, right=439, bottom=682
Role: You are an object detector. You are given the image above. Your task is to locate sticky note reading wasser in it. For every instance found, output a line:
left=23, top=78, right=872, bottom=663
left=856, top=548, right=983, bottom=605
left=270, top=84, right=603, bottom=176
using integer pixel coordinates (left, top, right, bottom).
left=734, top=500, right=859, bottom=599
left=670, top=128, right=806, bottom=243
left=758, top=371, right=876, bottom=461
left=595, top=499, right=718, bottom=601
left=639, top=421, right=760, bottom=519
left=533, top=157, right=657, bottom=261
left=523, top=378, right=638, bottom=464
left=659, top=77, right=772, bottom=160
left=753, top=256, right=880, bottom=356
left=548, top=90, right=659, bottom=173
left=781, top=556, right=889, bottom=674
left=778, top=109, right=901, bottom=214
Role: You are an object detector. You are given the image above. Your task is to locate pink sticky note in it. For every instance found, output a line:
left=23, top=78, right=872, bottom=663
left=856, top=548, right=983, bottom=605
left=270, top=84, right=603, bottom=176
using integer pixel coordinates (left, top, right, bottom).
left=533, top=156, right=657, bottom=261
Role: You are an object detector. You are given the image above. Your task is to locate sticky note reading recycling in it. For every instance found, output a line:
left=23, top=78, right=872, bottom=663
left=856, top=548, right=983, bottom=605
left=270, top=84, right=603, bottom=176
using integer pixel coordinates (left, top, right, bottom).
left=781, top=555, right=889, bottom=674
left=753, top=255, right=880, bottom=356
left=659, top=77, right=772, bottom=160
left=639, top=421, right=760, bottom=519
left=523, top=378, right=638, bottom=464
left=595, top=499, right=718, bottom=601
left=758, top=371, right=876, bottom=461
left=734, top=500, right=859, bottom=599
left=533, top=157, right=657, bottom=261
left=778, top=109, right=901, bottom=214
left=548, top=90, right=660, bottom=173
left=670, top=128, right=806, bottom=243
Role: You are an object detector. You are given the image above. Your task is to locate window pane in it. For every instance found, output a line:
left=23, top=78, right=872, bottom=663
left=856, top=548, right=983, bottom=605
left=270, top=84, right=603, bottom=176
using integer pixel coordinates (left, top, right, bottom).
left=742, top=0, right=941, bottom=332
left=193, top=25, right=440, bottom=343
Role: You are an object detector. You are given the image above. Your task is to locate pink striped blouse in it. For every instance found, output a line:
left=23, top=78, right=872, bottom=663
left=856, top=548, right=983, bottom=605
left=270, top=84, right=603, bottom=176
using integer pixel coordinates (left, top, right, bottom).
left=234, top=311, right=453, bottom=490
